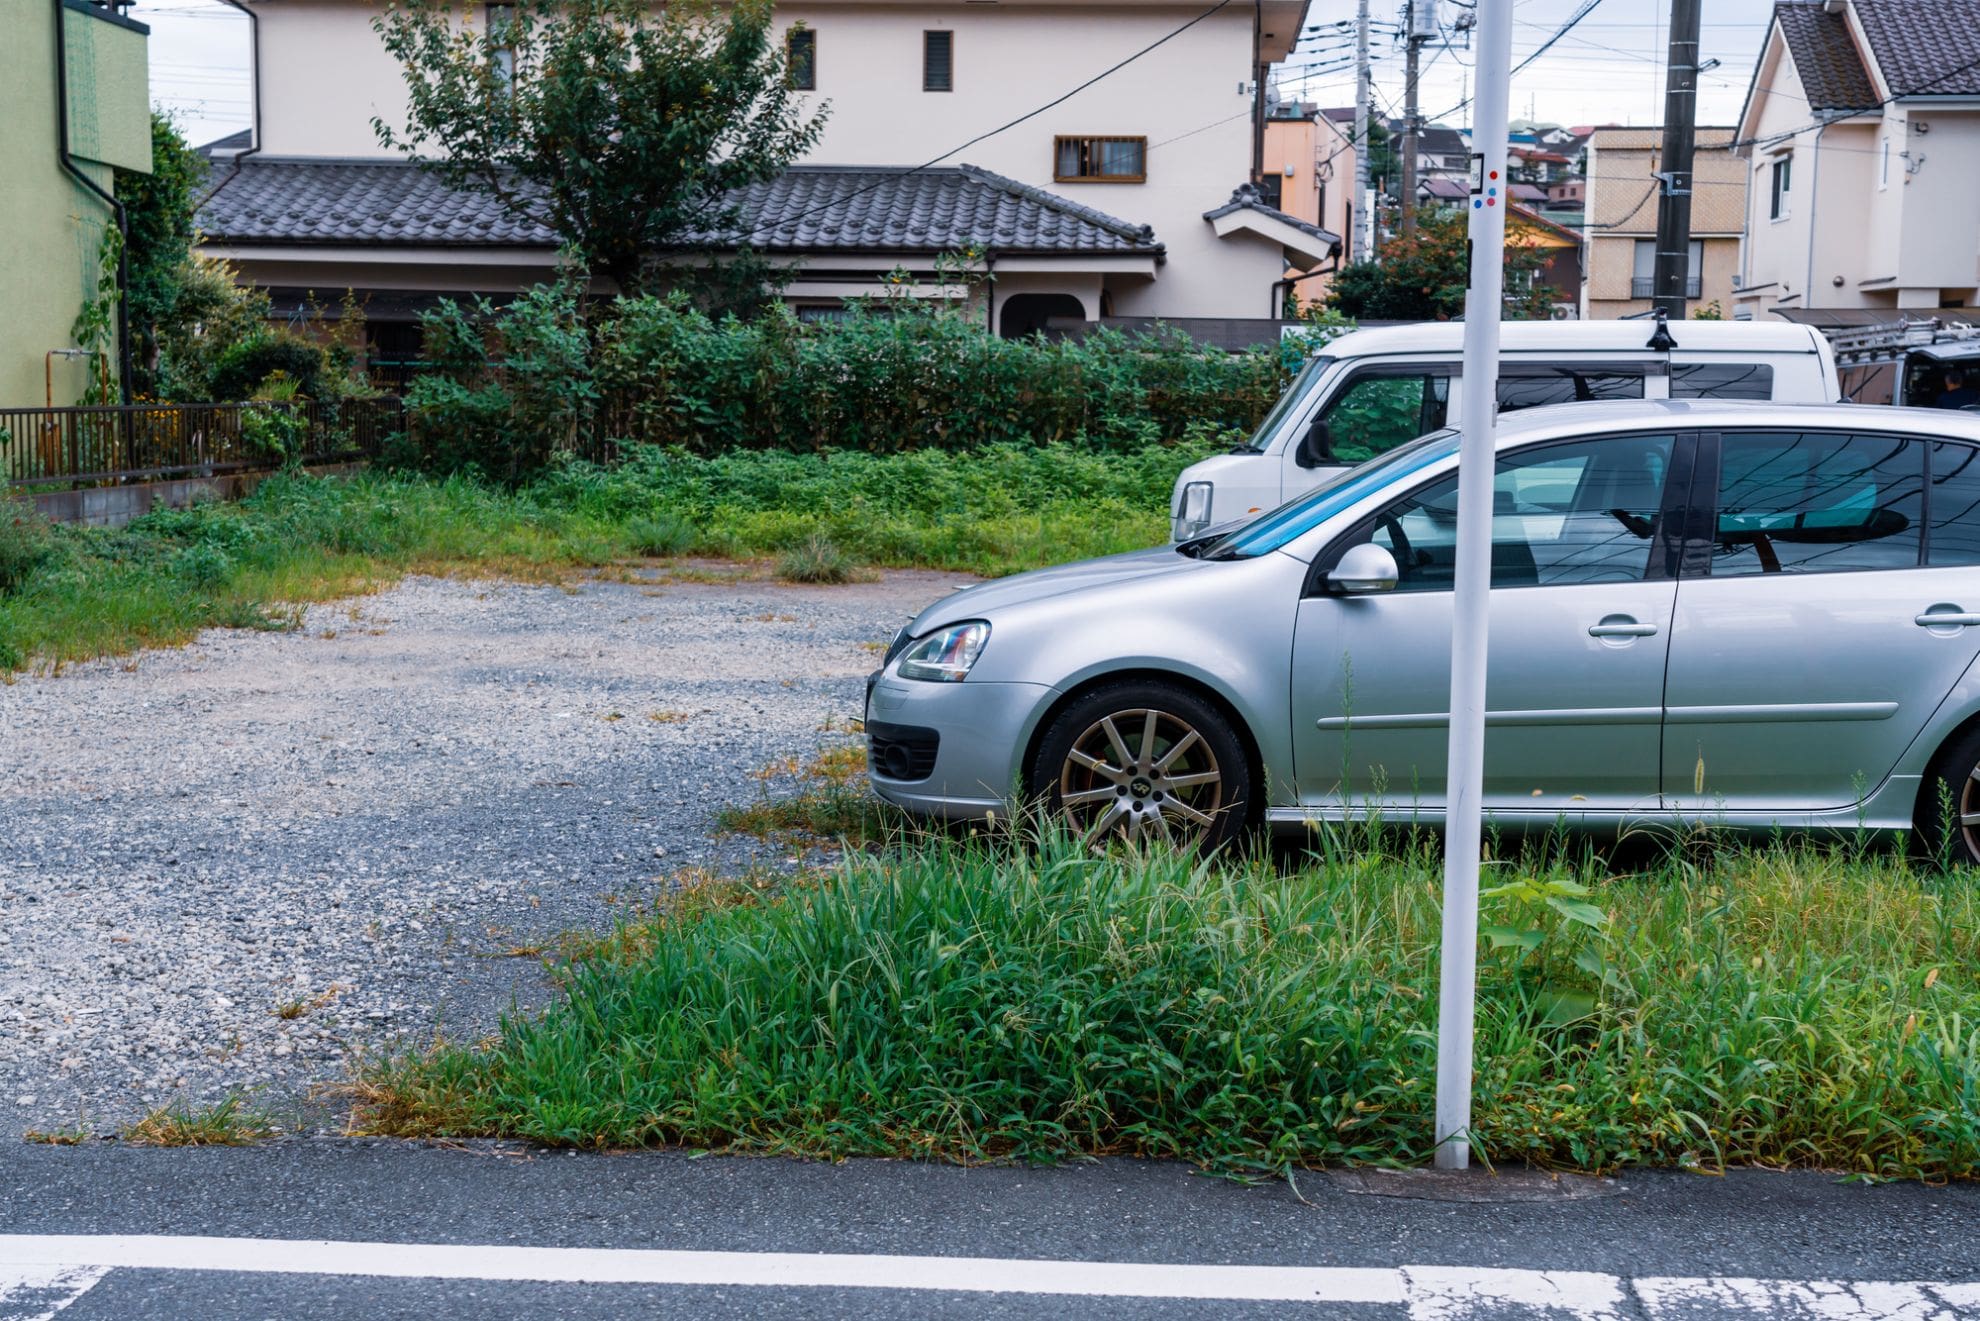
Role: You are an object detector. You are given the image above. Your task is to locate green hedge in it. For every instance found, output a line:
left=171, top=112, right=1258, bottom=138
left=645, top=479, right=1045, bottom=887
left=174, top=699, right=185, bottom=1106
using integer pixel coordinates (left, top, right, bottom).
left=400, top=280, right=1324, bottom=478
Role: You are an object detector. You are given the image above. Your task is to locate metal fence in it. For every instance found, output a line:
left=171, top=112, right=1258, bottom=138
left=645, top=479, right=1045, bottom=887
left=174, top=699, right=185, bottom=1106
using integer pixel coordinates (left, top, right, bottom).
left=1630, top=276, right=1703, bottom=300
left=0, top=398, right=404, bottom=489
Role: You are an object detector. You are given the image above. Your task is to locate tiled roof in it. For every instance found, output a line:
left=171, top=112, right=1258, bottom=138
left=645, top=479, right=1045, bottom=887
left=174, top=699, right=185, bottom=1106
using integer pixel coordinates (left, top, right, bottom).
left=1851, top=0, right=1980, bottom=98
left=197, top=159, right=1165, bottom=256
left=1773, top=2, right=1878, bottom=110
left=1200, top=185, right=1342, bottom=248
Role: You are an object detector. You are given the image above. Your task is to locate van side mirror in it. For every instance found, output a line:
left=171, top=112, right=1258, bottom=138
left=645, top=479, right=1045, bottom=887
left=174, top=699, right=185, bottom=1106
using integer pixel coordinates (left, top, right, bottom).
left=1295, top=416, right=1332, bottom=469
left=1327, top=543, right=1400, bottom=594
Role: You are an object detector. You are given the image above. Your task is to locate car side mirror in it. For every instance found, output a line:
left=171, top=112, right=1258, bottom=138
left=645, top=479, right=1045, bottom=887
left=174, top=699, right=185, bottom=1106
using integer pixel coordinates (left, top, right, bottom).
left=1327, top=543, right=1400, bottom=594
left=1294, top=416, right=1332, bottom=469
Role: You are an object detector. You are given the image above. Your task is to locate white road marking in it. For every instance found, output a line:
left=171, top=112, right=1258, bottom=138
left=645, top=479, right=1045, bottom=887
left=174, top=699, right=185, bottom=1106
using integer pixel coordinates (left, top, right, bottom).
left=0, top=1237, right=1402, bottom=1304
left=1403, top=1266, right=1630, bottom=1320
left=0, top=1265, right=108, bottom=1321
left=1636, top=1276, right=1980, bottom=1320
left=0, top=1237, right=1975, bottom=1317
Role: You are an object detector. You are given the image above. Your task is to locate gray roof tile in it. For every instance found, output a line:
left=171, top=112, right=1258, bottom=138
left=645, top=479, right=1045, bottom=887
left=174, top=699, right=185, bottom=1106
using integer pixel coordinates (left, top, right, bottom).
left=197, top=159, right=1165, bottom=256
left=1852, top=0, right=1980, bottom=98
left=1774, top=1, right=1878, bottom=110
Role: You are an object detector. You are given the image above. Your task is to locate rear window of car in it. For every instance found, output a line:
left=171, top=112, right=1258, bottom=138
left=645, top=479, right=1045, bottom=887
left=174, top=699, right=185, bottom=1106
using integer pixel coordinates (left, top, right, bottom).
left=1672, top=362, right=1775, bottom=400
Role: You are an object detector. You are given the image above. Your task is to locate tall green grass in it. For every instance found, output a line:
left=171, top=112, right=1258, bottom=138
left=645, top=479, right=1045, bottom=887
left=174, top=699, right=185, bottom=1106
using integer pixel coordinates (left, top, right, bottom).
left=355, top=833, right=1980, bottom=1179
left=0, top=438, right=1210, bottom=670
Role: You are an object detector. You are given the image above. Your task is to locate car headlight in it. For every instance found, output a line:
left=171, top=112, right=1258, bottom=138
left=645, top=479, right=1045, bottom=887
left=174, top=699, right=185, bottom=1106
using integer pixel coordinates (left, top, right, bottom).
left=896, top=621, right=990, bottom=682
left=1172, top=481, right=1214, bottom=541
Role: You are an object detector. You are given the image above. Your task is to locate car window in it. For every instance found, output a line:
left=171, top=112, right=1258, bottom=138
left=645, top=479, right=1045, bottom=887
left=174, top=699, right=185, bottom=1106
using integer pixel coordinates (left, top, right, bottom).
left=1203, top=428, right=1460, bottom=560
left=1929, top=440, right=1980, bottom=566
left=1353, top=432, right=1675, bottom=591
left=1497, top=370, right=1644, bottom=413
left=1319, top=372, right=1451, bottom=463
left=1236, top=355, right=1332, bottom=453
left=1672, top=363, right=1775, bottom=400
left=1709, top=431, right=1923, bottom=577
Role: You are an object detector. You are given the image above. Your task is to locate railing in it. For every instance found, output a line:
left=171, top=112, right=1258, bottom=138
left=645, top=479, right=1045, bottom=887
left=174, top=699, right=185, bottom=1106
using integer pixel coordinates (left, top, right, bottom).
left=0, top=398, right=403, bottom=489
left=1631, top=275, right=1703, bottom=299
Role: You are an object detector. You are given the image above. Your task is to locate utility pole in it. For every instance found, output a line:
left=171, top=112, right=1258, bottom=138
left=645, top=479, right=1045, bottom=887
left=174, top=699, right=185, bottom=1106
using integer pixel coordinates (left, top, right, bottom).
left=1650, top=0, right=1702, bottom=319
left=1433, top=0, right=1510, bottom=1174
left=1401, top=0, right=1435, bottom=239
left=1352, top=0, right=1372, bottom=262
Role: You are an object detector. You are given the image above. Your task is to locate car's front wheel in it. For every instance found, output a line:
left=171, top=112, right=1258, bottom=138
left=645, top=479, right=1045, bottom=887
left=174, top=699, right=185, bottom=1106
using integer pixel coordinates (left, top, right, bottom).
left=1028, top=680, right=1252, bottom=850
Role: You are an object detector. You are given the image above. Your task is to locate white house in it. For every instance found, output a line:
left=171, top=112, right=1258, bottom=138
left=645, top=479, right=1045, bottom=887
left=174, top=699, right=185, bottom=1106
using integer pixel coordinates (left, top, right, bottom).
left=197, top=0, right=1338, bottom=338
left=1733, top=0, right=1980, bottom=324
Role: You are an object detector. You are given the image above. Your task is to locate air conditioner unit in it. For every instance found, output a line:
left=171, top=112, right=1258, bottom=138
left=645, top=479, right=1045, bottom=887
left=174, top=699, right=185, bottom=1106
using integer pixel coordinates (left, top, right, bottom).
left=1550, top=304, right=1576, bottom=320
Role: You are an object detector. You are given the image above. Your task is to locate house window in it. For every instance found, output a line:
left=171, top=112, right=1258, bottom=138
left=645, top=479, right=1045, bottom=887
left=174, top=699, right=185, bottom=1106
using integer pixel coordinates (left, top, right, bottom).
left=923, top=30, right=953, bottom=92
left=1769, top=156, right=1791, bottom=220
left=786, top=27, right=815, bottom=90
left=486, top=4, right=515, bottom=87
left=1631, top=238, right=1704, bottom=299
left=1054, top=136, right=1147, bottom=183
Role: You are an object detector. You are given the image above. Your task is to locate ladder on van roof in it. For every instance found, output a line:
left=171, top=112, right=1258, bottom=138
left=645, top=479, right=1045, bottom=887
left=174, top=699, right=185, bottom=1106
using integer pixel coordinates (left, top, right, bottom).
left=1824, top=316, right=1980, bottom=368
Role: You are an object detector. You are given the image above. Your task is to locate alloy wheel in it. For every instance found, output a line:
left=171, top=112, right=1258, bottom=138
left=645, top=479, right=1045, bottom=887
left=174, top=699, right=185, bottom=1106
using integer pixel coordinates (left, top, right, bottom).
left=1960, top=760, right=1980, bottom=862
left=1056, top=707, right=1225, bottom=845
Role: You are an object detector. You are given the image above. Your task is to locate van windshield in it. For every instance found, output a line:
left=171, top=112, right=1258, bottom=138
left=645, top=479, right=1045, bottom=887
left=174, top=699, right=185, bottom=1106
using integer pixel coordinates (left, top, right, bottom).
left=1235, top=355, right=1333, bottom=453
left=1200, top=428, right=1460, bottom=559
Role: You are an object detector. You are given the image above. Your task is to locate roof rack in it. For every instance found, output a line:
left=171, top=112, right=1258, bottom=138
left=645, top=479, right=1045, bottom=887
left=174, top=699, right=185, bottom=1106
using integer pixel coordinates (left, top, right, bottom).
left=1825, top=316, right=1980, bottom=367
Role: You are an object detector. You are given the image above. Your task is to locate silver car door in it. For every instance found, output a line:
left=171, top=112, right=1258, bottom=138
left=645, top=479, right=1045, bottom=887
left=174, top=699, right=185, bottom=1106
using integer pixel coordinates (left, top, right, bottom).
left=1291, top=431, right=1685, bottom=818
left=1661, top=429, right=1980, bottom=812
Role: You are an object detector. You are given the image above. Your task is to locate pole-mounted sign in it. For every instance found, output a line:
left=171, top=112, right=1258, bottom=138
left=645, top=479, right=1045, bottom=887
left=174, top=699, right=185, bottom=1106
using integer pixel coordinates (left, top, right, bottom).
left=1432, top=0, right=1511, bottom=1173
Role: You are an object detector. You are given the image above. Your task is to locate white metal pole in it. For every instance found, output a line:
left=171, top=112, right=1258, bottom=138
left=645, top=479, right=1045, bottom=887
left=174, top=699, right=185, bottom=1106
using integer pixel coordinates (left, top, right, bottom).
left=1432, top=0, right=1511, bottom=1173
left=1351, top=0, right=1372, bottom=264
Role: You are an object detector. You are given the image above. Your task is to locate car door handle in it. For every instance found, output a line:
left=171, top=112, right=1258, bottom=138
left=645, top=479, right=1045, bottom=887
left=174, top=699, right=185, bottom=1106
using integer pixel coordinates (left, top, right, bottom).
left=1915, top=610, right=1980, bottom=628
left=1588, top=619, right=1658, bottom=638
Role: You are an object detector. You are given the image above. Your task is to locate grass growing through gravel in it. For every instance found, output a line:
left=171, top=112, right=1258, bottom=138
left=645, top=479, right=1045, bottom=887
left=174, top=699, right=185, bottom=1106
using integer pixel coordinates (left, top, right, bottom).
left=353, top=831, right=1980, bottom=1180
left=715, top=743, right=903, bottom=847
left=0, top=438, right=1210, bottom=672
left=122, top=1093, right=276, bottom=1147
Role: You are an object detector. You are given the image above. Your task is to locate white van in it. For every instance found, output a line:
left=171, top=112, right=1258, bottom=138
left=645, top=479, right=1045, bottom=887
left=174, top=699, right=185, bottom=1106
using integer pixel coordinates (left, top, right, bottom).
left=1169, top=320, right=1841, bottom=541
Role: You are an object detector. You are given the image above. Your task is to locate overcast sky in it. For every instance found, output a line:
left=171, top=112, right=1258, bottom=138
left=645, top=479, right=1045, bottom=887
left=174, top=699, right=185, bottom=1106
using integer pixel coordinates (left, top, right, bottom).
left=135, top=0, right=1782, bottom=152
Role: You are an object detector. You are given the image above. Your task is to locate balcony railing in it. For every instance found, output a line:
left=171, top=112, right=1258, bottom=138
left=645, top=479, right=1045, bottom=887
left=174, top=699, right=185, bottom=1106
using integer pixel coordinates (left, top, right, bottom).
left=1631, top=275, right=1703, bottom=299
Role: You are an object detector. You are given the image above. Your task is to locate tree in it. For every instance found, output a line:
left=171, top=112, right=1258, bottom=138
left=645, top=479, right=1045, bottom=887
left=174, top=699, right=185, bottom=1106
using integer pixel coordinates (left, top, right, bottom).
left=115, top=114, right=205, bottom=395
left=373, top=0, right=827, bottom=296
left=1325, top=206, right=1559, bottom=321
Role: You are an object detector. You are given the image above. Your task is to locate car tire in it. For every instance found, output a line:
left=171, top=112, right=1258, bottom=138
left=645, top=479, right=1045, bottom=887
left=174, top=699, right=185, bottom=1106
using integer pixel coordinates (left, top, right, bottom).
left=1027, top=680, right=1253, bottom=851
left=1917, top=723, right=1980, bottom=865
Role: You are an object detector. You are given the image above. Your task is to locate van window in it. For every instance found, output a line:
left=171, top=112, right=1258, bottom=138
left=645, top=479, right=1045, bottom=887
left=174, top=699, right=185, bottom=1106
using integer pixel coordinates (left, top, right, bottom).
left=1672, top=363, right=1775, bottom=400
left=1497, top=370, right=1644, bottom=412
left=1236, top=355, right=1331, bottom=453
left=1319, top=371, right=1451, bottom=463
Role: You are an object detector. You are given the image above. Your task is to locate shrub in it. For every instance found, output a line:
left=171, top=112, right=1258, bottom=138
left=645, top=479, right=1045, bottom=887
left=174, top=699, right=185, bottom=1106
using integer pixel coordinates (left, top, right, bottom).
left=209, top=331, right=330, bottom=402
left=775, top=532, right=854, bottom=584
left=625, top=512, right=697, bottom=557
left=0, top=504, right=55, bottom=596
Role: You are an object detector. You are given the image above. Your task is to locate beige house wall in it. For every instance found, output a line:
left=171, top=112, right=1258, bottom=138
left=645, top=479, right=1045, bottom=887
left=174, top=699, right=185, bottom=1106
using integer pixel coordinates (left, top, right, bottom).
left=0, top=1, right=150, bottom=412
left=1580, top=126, right=1745, bottom=321
left=1735, top=22, right=1980, bottom=318
left=244, top=0, right=1304, bottom=320
left=1262, top=114, right=1353, bottom=307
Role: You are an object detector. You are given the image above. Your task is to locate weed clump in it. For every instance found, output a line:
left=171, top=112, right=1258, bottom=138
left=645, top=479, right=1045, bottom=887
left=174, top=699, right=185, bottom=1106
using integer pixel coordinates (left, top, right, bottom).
left=0, top=504, right=55, bottom=596
left=776, top=533, right=855, bottom=584
left=625, top=512, right=697, bottom=557
left=123, top=1093, right=275, bottom=1146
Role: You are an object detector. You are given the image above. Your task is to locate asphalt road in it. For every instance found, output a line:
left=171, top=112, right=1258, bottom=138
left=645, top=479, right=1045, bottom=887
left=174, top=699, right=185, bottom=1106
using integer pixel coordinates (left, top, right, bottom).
left=2, top=1142, right=1975, bottom=1319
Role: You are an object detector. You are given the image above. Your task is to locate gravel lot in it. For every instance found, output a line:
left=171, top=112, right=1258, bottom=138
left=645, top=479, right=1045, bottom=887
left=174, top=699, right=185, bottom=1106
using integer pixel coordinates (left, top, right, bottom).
left=0, top=566, right=963, bottom=1137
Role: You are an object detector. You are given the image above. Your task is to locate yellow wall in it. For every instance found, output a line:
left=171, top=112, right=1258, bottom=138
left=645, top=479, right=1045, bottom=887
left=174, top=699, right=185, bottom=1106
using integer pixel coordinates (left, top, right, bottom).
left=0, top=0, right=150, bottom=413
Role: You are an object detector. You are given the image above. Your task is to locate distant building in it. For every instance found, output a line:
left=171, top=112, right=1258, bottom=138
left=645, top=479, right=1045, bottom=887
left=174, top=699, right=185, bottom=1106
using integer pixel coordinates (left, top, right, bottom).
left=197, top=0, right=1338, bottom=339
left=1260, top=102, right=1355, bottom=306
left=1733, top=0, right=1980, bottom=324
left=2, top=0, right=152, bottom=410
left=1581, top=126, right=1747, bottom=320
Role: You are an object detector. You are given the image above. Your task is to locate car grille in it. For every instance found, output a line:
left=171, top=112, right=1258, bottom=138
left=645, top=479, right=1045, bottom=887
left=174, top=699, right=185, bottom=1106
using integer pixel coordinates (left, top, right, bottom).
left=867, top=721, right=939, bottom=782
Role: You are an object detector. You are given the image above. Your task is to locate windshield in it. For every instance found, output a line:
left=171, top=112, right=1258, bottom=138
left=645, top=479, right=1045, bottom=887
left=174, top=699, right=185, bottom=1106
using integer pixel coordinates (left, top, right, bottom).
left=1235, top=355, right=1334, bottom=453
left=1199, top=428, right=1461, bottom=559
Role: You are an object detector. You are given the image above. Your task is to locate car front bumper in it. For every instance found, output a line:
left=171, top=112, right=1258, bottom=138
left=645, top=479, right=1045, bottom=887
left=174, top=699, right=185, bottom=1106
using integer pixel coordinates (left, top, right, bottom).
left=865, top=674, right=1056, bottom=820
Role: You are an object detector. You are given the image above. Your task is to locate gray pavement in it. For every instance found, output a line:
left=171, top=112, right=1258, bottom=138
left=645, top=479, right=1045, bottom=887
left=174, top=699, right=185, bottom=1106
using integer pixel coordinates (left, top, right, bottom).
left=2, top=1141, right=1976, bottom=1318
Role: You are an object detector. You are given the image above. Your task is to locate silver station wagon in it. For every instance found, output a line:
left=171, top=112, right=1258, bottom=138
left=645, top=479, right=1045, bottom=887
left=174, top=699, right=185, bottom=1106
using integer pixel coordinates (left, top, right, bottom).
left=866, top=400, right=1980, bottom=859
